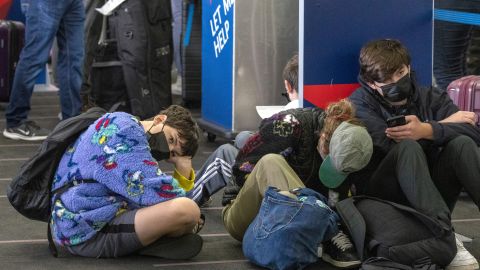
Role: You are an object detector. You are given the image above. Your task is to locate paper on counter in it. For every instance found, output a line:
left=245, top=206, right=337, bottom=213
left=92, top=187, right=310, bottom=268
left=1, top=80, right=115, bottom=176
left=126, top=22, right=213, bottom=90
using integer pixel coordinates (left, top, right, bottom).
left=256, top=106, right=286, bottom=119
left=96, top=0, right=126, bottom=16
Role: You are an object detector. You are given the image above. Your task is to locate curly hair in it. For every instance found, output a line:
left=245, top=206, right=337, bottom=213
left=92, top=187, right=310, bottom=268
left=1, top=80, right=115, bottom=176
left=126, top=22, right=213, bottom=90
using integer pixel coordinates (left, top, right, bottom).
left=320, top=99, right=363, bottom=155
left=159, top=105, right=200, bottom=157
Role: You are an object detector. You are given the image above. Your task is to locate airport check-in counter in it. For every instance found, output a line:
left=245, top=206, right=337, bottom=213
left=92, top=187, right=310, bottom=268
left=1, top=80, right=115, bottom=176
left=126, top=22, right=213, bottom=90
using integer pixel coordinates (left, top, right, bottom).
left=199, top=0, right=299, bottom=141
left=200, top=0, right=433, bottom=141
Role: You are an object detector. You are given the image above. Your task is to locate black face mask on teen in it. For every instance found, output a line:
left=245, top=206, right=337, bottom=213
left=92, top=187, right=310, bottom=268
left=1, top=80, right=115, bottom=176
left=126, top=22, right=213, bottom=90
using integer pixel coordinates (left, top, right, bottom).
left=146, top=123, right=171, bottom=161
left=380, top=74, right=413, bottom=103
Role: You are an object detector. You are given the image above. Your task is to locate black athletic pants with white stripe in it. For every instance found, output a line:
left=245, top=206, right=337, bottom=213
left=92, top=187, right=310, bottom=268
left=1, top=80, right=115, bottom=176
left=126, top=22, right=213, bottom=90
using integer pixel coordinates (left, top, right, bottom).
left=187, top=143, right=239, bottom=205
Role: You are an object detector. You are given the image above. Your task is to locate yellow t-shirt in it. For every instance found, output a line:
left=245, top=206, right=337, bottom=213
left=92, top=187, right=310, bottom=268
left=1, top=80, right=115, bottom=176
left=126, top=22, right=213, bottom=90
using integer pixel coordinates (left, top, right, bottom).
left=173, top=168, right=195, bottom=191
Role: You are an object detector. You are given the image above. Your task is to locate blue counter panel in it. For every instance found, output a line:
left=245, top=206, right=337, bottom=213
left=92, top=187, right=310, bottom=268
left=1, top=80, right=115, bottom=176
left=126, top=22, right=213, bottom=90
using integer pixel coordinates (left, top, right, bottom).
left=201, top=0, right=234, bottom=130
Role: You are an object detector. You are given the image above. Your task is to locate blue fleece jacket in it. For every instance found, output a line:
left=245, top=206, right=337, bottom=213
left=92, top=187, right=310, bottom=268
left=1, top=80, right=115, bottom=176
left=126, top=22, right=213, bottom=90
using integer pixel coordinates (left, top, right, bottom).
left=51, top=112, right=186, bottom=246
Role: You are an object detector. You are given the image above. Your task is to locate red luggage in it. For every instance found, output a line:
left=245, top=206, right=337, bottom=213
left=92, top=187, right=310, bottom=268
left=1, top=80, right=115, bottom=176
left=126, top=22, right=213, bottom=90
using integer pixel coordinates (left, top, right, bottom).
left=0, top=20, right=24, bottom=102
left=447, top=75, right=480, bottom=126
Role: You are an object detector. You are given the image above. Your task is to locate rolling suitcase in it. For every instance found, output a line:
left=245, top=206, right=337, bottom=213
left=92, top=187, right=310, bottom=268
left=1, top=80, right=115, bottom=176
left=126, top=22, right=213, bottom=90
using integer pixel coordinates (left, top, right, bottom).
left=447, top=75, right=480, bottom=126
left=89, top=15, right=130, bottom=113
left=90, top=41, right=131, bottom=113
left=0, top=20, right=24, bottom=102
left=109, top=0, right=173, bottom=119
left=81, top=0, right=104, bottom=108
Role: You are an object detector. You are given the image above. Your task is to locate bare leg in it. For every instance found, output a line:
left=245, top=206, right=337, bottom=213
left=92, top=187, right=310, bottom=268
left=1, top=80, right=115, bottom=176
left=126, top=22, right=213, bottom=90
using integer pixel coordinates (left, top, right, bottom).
left=135, top=197, right=200, bottom=246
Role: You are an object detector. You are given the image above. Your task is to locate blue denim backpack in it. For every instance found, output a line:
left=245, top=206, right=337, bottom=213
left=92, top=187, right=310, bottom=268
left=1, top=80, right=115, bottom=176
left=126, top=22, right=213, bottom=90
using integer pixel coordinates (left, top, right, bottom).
left=243, top=186, right=339, bottom=270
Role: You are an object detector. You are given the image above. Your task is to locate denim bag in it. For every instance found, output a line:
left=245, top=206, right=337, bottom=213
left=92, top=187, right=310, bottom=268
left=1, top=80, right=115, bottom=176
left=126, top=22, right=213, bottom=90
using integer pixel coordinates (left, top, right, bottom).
left=243, top=186, right=339, bottom=270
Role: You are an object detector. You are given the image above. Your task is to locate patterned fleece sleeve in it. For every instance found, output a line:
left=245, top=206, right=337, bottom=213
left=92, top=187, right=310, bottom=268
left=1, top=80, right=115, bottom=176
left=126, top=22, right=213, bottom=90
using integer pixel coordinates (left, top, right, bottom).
left=87, top=113, right=186, bottom=207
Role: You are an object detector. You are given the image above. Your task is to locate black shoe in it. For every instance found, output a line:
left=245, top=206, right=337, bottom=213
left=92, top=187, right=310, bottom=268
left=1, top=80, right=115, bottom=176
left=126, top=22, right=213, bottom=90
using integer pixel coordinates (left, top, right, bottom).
left=137, top=233, right=203, bottom=260
left=322, top=230, right=361, bottom=268
left=198, top=197, right=213, bottom=208
left=3, top=120, right=50, bottom=141
left=221, top=182, right=241, bottom=206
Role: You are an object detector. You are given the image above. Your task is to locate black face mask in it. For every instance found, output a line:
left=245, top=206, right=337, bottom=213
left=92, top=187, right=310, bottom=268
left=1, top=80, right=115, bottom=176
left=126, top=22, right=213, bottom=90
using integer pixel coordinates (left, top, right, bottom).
left=380, top=74, right=412, bottom=103
left=146, top=123, right=171, bottom=161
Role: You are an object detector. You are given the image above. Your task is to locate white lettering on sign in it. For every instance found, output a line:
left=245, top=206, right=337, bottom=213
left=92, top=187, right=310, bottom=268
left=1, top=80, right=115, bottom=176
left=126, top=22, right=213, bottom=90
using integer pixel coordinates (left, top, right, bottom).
left=209, top=1, right=234, bottom=58
left=223, top=0, right=234, bottom=15
left=209, top=5, right=221, bottom=37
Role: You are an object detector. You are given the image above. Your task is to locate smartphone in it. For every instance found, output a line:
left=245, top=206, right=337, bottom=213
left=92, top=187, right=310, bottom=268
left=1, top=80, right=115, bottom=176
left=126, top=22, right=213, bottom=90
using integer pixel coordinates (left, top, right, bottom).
left=386, top=115, right=406, bottom=127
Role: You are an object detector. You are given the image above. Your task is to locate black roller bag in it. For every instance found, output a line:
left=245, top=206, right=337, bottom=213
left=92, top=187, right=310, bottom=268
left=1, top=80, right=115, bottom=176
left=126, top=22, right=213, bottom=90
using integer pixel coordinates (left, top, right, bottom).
left=109, top=0, right=173, bottom=119
left=0, top=20, right=24, bottom=102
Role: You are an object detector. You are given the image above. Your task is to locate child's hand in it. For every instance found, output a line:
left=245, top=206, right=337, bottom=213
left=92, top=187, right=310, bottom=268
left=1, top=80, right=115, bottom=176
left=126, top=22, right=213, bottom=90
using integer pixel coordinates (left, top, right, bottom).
left=169, top=154, right=193, bottom=177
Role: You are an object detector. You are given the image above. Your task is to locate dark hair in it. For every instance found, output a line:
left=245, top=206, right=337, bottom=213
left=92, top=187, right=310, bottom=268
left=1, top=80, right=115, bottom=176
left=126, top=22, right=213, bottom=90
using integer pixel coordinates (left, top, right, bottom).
left=359, top=39, right=411, bottom=83
left=321, top=99, right=363, bottom=155
left=159, top=105, right=200, bottom=157
left=282, top=53, right=298, bottom=92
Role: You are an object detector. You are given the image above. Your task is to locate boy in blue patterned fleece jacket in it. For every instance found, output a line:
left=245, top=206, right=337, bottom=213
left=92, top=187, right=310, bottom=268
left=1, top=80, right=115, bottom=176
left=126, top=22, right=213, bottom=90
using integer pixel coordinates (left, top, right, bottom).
left=51, top=105, right=203, bottom=259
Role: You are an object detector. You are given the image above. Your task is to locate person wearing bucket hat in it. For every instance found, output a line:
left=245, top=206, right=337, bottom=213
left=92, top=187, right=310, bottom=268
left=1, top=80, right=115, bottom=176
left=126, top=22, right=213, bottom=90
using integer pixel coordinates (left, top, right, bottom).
left=223, top=99, right=373, bottom=268
left=318, top=122, right=373, bottom=189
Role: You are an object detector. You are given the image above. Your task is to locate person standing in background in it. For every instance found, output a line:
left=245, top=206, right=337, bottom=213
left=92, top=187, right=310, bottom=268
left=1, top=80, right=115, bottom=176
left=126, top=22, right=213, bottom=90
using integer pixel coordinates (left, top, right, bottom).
left=171, top=0, right=183, bottom=95
left=3, top=0, right=85, bottom=141
left=434, top=0, right=480, bottom=91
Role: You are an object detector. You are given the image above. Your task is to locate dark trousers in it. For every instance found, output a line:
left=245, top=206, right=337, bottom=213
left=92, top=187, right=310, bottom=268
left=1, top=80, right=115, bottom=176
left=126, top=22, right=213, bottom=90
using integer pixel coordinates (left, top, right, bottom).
left=433, top=0, right=480, bottom=91
left=429, top=135, right=480, bottom=211
left=187, top=144, right=238, bottom=205
left=363, top=137, right=480, bottom=227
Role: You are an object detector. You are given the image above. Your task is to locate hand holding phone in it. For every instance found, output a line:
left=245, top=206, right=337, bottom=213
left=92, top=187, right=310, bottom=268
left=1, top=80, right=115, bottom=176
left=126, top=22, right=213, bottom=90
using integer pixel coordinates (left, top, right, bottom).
left=386, top=115, right=406, bottom=127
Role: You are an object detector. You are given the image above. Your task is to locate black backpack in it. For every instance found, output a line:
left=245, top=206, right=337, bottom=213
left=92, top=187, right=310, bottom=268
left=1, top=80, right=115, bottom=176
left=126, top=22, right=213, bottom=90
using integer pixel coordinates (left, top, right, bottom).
left=360, top=257, right=440, bottom=270
left=336, top=196, right=456, bottom=267
left=7, top=107, right=106, bottom=222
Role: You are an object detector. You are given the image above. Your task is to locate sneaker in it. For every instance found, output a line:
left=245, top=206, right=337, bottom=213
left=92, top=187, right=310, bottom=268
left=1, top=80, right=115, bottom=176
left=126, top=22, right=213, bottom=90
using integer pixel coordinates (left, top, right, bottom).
left=199, top=197, right=213, bottom=208
left=172, top=76, right=182, bottom=96
left=192, top=214, right=205, bottom=234
left=3, top=121, right=50, bottom=141
left=322, top=230, right=361, bottom=268
left=446, top=236, right=479, bottom=270
left=137, top=233, right=203, bottom=259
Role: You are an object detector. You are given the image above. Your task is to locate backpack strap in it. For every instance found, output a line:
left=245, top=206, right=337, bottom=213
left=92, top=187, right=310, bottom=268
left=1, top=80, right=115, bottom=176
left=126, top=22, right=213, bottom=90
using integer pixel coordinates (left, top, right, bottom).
left=51, top=179, right=98, bottom=196
left=47, top=222, right=58, bottom=257
left=356, top=195, right=451, bottom=237
left=367, top=239, right=381, bottom=253
left=361, top=257, right=414, bottom=270
left=108, top=101, right=126, bottom=113
left=335, top=197, right=366, bottom=260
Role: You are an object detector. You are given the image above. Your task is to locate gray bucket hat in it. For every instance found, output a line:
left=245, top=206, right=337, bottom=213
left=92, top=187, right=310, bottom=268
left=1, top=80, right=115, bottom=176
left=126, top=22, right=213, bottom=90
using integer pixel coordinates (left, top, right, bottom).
left=319, top=121, right=373, bottom=188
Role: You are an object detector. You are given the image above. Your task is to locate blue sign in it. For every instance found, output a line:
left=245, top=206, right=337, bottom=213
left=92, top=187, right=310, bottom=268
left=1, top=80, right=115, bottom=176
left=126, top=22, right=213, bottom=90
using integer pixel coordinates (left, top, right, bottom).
left=201, top=0, right=234, bottom=130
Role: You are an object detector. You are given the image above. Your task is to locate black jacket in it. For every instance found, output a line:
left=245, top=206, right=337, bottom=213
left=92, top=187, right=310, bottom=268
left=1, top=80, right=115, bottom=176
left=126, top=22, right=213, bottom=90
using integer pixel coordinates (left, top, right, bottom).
left=349, top=75, right=480, bottom=157
left=232, top=108, right=326, bottom=192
